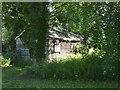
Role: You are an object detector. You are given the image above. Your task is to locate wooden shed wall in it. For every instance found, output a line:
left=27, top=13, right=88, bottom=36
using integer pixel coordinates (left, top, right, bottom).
left=47, top=39, right=76, bottom=59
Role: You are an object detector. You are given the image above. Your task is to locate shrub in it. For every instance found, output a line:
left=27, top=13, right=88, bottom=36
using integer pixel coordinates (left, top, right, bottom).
left=101, top=56, right=118, bottom=80
left=41, top=54, right=104, bottom=80
left=12, top=59, right=32, bottom=67
left=0, top=56, right=11, bottom=67
left=26, top=53, right=118, bottom=81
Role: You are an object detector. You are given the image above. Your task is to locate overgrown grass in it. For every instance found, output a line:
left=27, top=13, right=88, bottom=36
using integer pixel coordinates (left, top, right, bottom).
left=2, top=52, right=119, bottom=88
left=2, top=66, right=119, bottom=88
left=41, top=54, right=118, bottom=81
left=2, top=66, right=25, bottom=80
left=3, top=79, right=119, bottom=88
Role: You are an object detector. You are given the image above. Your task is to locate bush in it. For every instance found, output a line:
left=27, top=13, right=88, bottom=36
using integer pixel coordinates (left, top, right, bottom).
left=26, top=53, right=118, bottom=81
left=0, top=56, right=11, bottom=67
left=12, top=59, right=32, bottom=67
left=101, top=56, right=118, bottom=80
left=41, top=54, right=104, bottom=80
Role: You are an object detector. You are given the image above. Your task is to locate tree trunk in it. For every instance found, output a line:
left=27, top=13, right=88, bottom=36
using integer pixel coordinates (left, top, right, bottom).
left=32, top=3, right=49, bottom=73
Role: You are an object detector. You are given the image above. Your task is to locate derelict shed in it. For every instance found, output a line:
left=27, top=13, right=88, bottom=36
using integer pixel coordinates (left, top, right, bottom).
left=47, top=28, right=83, bottom=59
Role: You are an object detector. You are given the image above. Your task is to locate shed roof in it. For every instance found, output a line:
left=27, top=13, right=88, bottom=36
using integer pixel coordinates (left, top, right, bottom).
left=48, top=27, right=83, bottom=41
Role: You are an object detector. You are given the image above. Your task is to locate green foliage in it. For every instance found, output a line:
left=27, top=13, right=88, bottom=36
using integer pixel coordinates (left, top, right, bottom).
left=53, top=2, right=119, bottom=81
left=101, top=56, right=118, bottom=80
left=27, top=54, right=102, bottom=80
left=53, top=2, right=119, bottom=58
left=2, top=2, right=25, bottom=59
left=2, top=66, right=24, bottom=79
left=0, top=56, right=11, bottom=67
left=12, top=59, right=32, bottom=67
left=26, top=53, right=118, bottom=81
left=2, top=66, right=118, bottom=88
